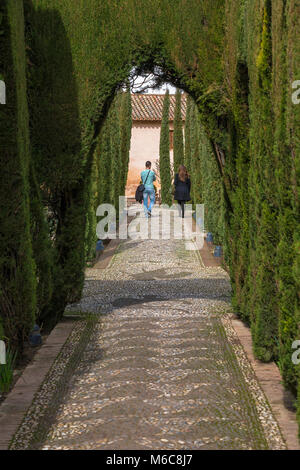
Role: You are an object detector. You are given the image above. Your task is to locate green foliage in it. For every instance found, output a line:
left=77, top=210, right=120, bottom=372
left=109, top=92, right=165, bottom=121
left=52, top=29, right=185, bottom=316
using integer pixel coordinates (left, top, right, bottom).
left=23, top=0, right=90, bottom=330
left=159, top=90, right=172, bottom=205
left=224, top=0, right=299, bottom=431
left=119, top=89, right=132, bottom=194
left=186, top=99, right=224, bottom=244
left=96, top=118, right=112, bottom=207
left=110, top=95, right=121, bottom=212
left=184, top=95, right=192, bottom=169
left=88, top=91, right=132, bottom=258
left=248, top=1, right=277, bottom=361
left=190, top=101, right=202, bottom=205
left=0, top=322, right=4, bottom=340
left=0, top=0, right=36, bottom=349
left=198, top=126, right=224, bottom=245
left=256, top=2, right=272, bottom=92
left=85, top=153, right=98, bottom=262
left=273, top=0, right=300, bottom=396
left=0, top=347, right=17, bottom=394
left=173, top=89, right=184, bottom=172
left=29, top=161, right=53, bottom=317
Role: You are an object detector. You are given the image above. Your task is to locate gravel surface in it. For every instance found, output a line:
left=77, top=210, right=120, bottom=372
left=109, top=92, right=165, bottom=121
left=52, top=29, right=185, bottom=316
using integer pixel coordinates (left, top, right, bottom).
left=10, top=206, right=286, bottom=449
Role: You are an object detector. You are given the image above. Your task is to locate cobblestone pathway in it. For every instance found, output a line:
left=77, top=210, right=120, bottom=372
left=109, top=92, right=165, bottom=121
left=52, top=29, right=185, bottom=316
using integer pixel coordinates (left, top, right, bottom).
left=34, top=207, right=284, bottom=449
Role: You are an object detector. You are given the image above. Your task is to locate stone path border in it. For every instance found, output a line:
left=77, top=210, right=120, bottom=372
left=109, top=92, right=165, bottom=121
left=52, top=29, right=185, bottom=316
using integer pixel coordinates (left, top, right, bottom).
left=0, top=318, right=97, bottom=450
left=93, top=238, right=120, bottom=269
left=0, top=320, right=74, bottom=449
left=229, top=316, right=300, bottom=450
left=199, top=238, right=223, bottom=268
left=93, top=214, right=135, bottom=270
left=191, top=218, right=223, bottom=268
left=8, top=318, right=97, bottom=450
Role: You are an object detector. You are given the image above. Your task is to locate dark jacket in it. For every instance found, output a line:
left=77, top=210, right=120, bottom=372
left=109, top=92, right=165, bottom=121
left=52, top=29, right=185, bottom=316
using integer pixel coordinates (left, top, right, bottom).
left=174, top=173, right=191, bottom=201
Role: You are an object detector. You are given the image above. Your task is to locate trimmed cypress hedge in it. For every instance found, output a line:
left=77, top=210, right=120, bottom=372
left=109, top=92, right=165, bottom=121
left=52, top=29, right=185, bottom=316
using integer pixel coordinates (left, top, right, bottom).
left=198, top=125, right=224, bottom=246
left=159, top=90, right=172, bottom=206
left=119, top=89, right=132, bottom=195
left=90, top=91, right=132, bottom=253
left=224, top=0, right=300, bottom=413
left=173, top=89, right=184, bottom=172
left=0, top=0, right=36, bottom=350
left=190, top=101, right=202, bottom=206
left=184, top=95, right=192, bottom=170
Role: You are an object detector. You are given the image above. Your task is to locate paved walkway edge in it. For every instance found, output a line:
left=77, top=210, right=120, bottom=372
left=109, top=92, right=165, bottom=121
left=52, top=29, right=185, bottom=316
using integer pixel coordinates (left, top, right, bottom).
left=228, top=316, right=300, bottom=450
left=93, top=215, right=135, bottom=270
left=93, top=238, right=120, bottom=269
left=0, top=317, right=96, bottom=450
left=0, top=320, right=75, bottom=449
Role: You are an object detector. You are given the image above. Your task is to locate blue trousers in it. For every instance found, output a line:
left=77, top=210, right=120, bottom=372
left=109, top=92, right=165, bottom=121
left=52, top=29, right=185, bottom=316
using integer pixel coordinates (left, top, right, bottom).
left=143, top=188, right=155, bottom=216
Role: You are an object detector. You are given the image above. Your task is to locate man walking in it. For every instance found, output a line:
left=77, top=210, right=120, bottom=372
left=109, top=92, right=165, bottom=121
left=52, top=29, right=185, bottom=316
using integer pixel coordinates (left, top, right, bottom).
left=141, top=161, right=156, bottom=218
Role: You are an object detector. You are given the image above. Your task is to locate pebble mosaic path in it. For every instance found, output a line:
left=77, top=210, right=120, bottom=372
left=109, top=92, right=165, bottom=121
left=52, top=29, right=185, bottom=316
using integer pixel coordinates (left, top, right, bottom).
left=17, top=206, right=286, bottom=450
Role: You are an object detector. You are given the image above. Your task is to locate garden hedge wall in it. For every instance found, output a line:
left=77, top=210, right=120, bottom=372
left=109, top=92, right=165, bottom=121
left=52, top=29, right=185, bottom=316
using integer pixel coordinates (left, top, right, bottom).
left=0, top=0, right=299, bottom=433
left=0, top=0, right=36, bottom=350
left=225, top=0, right=300, bottom=397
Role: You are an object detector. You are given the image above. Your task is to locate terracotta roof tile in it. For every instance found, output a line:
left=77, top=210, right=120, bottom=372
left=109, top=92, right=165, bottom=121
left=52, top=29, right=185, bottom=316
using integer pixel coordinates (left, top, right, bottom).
left=131, top=93, right=187, bottom=122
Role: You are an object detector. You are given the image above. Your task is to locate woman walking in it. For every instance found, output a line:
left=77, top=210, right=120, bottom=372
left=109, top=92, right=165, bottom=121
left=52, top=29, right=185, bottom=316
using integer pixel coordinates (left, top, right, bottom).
left=141, top=161, right=156, bottom=218
left=174, top=165, right=191, bottom=218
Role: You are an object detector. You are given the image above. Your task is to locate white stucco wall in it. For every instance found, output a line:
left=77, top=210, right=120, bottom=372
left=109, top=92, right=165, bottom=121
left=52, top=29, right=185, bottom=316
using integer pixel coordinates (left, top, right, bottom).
left=126, top=121, right=175, bottom=196
left=134, top=122, right=160, bottom=158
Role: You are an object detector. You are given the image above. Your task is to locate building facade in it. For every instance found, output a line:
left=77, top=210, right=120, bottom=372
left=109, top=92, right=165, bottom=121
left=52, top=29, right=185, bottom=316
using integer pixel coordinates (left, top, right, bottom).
left=125, top=93, right=186, bottom=197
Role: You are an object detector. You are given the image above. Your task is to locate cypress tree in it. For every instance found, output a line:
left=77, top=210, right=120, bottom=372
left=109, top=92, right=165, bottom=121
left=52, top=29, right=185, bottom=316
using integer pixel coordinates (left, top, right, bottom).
left=24, top=2, right=86, bottom=331
left=110, top=95, right=121, bottom=212
left=198, top=125, right=224, bottom=244
left=85, top=153, right=98, bottom=261
left=119, top=89, right=132, bottom=194
left=96, top=117, right=112, bottom=206
left=0, top=0, right=37, bottom=350
left=184, top=95, right=192, bottom=171
left=190, top=102, right=202, bottom=205
left=93, top=117, right=112, bottom=244
left=159, top=90, right=172, bottom=206
left=173, top=89, right=184, bottom=173
left=29, top=161, right=53, bottom=316
left=251, top=1, right=278, bottom=362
